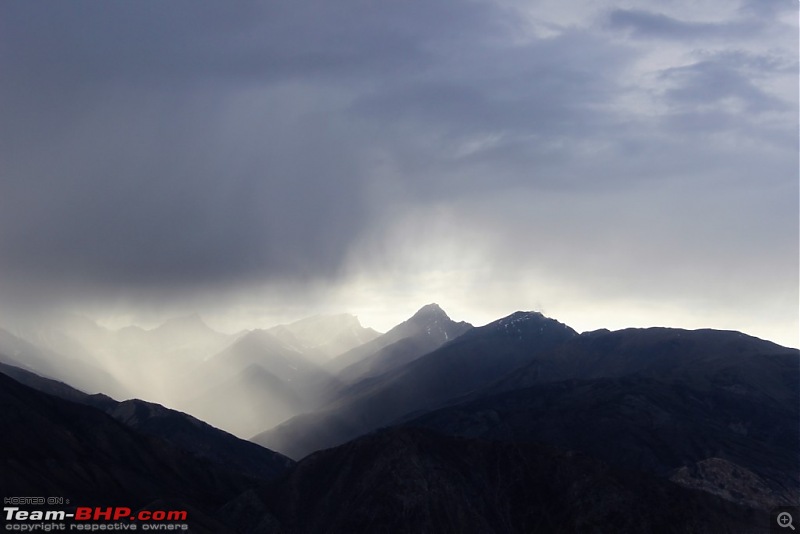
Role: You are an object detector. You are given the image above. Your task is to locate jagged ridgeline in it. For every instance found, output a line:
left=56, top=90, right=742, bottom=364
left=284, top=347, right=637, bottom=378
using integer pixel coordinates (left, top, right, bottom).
left=1, top=304, right=795, bottom=533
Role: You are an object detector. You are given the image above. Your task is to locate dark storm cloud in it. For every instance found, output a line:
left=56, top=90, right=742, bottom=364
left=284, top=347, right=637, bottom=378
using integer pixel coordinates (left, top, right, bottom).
left=350, top=29, right=635, bottom=196
left=0, top=0, right=796, bottom=345
left=0, top=0, right=503, bottom=87
left=0, top=0, right=568, bottom=299
left=0, top=82, right=363, bottom=280
left=354, top=31, right=625, bottom=133
left=0, top=0, right=509, bottom=302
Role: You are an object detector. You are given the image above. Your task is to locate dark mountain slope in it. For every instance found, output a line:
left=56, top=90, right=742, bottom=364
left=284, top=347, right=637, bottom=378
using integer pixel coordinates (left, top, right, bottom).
left=407, top=375, right=799, bottom=510
left=0, top=373, right=263, bottom=525
left=0, top=360, right=117, bottom=409
left=0, top=362, right=293, bottom=482
left=108, top=399, right=294, bottom=481
left=398, top=327, right=800, bottom=509
left=336, top=332, right=464, bottom=386
left=254, top=311, right=577, bottom=458
left=253, top=427, right=766, bottom=533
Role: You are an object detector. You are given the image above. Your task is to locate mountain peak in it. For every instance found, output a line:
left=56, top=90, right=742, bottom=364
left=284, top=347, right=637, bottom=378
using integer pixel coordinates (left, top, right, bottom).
left=389, top=304, right=471, bottom=344
left=480, top=310, right=577, bottom=340
left=497, top=311, right=543, bottom=325
left=409, top=303, right=450, bottom=323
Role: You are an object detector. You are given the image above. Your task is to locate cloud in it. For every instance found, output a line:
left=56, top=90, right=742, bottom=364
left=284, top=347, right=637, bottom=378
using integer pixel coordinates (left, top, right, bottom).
left=0, top=1, right=509, bottom=292
left=659, top=51, right=791, bottom=113
left=606, top=8, right=762, bottom=41
left=0, top=0, right=796, bottom=346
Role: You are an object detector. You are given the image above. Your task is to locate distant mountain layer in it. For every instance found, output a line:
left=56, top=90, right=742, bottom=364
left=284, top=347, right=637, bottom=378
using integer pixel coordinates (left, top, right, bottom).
left=332, top=304, right=473, bottom=387
left=324, top=303, right=472, bottom=375
left=0, top=311, right=378, bottom=420
left=267, top=313, right=380, bottom=360
left=255, top=311, right=577, bottom=458
left=176, top=327, right=339, bottom=436
left=182, top=363, right=310, bottom=438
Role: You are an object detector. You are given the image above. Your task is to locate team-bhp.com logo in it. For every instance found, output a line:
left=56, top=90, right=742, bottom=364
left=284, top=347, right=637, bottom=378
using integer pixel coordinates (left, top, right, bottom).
left=73, top=508, right=187, bottom=522
left=4, top=506, right=189, bottom=531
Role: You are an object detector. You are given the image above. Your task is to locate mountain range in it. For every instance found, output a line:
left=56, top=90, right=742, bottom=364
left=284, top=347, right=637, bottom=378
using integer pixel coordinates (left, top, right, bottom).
left=1, top=303, right=796, bottom=532
left=0, top=367, right=771, bottom=533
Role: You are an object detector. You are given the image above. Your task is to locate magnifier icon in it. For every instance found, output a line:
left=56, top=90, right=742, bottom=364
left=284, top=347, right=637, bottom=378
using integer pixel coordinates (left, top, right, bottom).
left=778, top=512, right=795, bottom=530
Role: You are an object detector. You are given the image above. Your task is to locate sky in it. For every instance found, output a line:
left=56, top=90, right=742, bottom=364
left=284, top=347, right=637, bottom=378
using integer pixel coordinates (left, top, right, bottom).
left=0, top=0, right=797, bottom=347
